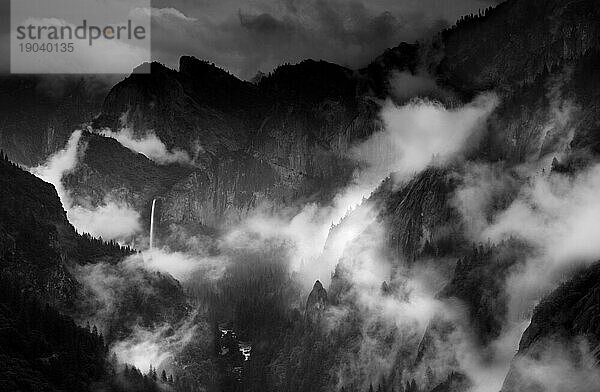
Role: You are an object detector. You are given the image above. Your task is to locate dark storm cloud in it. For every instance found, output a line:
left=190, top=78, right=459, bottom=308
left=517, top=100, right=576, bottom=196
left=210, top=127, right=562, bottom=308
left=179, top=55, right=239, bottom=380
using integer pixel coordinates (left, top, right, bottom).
left=0, top=0, right=502, bottom=77
left=239, top=12, right=289, bottom=34
left=149, top=0, right=502, bottom=79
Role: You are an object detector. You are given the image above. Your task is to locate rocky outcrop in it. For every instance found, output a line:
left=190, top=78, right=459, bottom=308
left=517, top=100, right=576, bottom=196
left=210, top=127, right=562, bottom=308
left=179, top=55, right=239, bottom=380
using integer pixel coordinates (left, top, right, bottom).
left=306, top=280, right=328, bottom=322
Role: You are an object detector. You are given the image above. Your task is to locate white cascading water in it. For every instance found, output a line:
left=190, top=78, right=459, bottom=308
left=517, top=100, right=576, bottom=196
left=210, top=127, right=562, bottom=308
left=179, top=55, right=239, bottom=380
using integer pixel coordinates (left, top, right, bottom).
left=149, top=198, right=157, bottom=249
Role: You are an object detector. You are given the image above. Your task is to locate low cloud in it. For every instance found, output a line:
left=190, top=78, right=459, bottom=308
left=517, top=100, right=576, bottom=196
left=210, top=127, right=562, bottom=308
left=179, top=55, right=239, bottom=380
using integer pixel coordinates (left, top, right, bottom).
left=211, top=92, right=499, bottom=292
left=478, top=163, right=600, bottom=321
left=389, top=71, right=451, bottom=102
left=68, top=200, right=142, bottom=241
left=31, top=129, right=83, bottom=201
left=125, top=247, right=227, bottom=282
left=100, top=128, right=192, bottom=165
left=351, top=93, right=498, bottom=185
left=31, top=130, right=142, bottom=242
left=444, top=84, right=599, bottom=391
left=72, top=255, right=197, bottom=371
left=111, top=316, right=198, bottom=371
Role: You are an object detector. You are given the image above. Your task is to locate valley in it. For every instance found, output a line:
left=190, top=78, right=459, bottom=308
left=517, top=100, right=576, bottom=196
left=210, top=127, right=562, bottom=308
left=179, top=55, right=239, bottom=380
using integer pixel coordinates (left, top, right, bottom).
left=1, top=0, right=600, bottom=391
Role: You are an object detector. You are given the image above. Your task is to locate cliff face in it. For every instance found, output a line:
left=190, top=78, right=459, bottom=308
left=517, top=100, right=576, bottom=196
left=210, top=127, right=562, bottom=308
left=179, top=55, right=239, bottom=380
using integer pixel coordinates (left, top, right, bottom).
left=374, top=167, right=464, bottom=262
left=501, top=261, right=600, bottom=392
left=94, top=58, right=374, bottom=181
left=3, top=1, right=600, bottom=232
left=437, top=0, right=600, bottom=92
left=160, top=151, right=280, bottom=229
left=0, top=76, right=109, bottom=166
left=64, top=131, right=291, bottom=231
left=65, top=132, right=193, bottom=206
left=66, top=58, right=386, bottom=229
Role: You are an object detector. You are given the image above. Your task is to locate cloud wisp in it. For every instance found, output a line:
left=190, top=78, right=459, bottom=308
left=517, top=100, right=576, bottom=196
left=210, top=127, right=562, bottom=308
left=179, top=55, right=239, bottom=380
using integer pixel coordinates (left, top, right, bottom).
left=31, top=130, right=142, bottom=242
left=100, top=127, right=192, bottom=165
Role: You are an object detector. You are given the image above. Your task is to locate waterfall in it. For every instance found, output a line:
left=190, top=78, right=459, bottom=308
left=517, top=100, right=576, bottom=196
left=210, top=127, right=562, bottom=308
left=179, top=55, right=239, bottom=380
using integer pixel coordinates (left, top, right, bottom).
left=149, top=198, right=157, bottom=249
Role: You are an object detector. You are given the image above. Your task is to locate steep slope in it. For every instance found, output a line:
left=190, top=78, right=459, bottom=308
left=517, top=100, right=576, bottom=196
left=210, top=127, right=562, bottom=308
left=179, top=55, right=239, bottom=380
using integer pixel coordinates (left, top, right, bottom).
left=0, top=153, right=131, bottom=303
left=63, top=131, right=194, bottom=227
left=435, top=0, right=600, bottom=162
left=0, top=276, right=169, bottom=392
left=375, top=167, right=464, bottom=262
left=95, top=61, right=251, bottom=163
left=0, top=153, right=189, bottom=346
left=501, top=260, right=600, bottom=391
left=437, top=0, right=600, bottom=92
left=0, top=76, right=110, bottom=166
left=438, top=239, right=531, bottom=344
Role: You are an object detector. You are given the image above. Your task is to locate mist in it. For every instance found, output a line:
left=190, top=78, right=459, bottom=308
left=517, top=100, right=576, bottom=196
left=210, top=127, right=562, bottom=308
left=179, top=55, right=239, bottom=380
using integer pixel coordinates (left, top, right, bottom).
left=351, top=93, right=498, bottom=185
left=441, top=83, right=600, bottom=391
left=100, top=127, right=193, bottom=165
left=111, top=315, right=199, bottom=371
left=31, top=129, right=142, bottom=242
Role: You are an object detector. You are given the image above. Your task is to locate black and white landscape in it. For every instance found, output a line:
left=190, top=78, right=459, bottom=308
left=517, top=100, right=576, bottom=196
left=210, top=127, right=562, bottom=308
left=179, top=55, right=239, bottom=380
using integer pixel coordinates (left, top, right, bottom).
left=1, top=0, right=600, bottom=391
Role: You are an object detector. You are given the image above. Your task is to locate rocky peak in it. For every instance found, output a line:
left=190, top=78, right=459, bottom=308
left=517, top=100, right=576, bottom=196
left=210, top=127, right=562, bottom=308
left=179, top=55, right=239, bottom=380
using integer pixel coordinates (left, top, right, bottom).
left=381, top=281, right=391, bottom=295
left=306, top=280, right=328, bottom=320
left=179, top=56, right=238, bottom=83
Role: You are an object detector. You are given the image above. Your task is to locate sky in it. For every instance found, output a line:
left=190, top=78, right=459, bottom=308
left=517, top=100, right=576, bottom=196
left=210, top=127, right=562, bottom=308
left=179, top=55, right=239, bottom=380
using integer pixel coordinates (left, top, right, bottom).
left=148, top=0, right=501, bottom=79
left=0, top=0, right=501, bottom=78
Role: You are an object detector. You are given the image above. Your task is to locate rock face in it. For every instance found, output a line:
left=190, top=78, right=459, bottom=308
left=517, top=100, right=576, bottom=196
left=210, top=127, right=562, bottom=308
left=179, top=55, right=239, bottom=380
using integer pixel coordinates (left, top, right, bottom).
left=64, top=131, right=193, bottom=208
left=436, top=0, right=600, bottom=162
left=375, top=167, right=464, bottom=262
left=0, top=76, right=110, bottom=166
left=64, top=58, right=391, bottom=230
left=306, top=280, right=328, bottom=322
left=501, top=261, right=600, bottom=392
left=160, top=151, right=280, bottom=229
left=94, top=57, right=376, bottom=180
left=438, top=0, right=600, bottom=92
